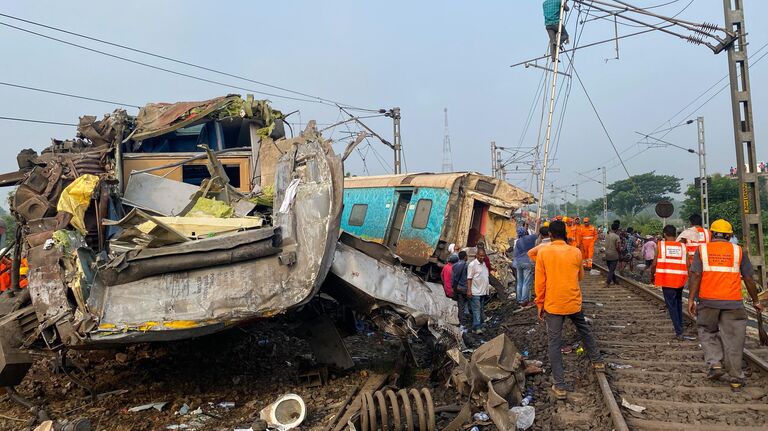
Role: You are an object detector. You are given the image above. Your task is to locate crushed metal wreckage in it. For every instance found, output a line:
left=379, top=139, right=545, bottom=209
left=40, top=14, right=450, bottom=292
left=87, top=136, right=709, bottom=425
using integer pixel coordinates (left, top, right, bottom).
left=0, top=94, right=343, bottom=388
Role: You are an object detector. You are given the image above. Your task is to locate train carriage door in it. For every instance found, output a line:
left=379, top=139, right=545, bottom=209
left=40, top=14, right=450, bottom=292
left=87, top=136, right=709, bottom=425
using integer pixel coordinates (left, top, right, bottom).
left=467, top=200, right=489, bottom=247
left=385, top=191, right=413, bottom=249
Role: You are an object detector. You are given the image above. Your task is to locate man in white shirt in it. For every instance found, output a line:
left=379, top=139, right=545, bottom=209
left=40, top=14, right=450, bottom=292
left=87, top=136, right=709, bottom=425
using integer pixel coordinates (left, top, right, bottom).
left=467, top=248, right=490, bottom=334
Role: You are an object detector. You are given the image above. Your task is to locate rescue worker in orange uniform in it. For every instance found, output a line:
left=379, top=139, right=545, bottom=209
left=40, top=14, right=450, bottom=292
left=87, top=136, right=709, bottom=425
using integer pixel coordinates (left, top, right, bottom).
left=564, top=217, right=579, bottom=248
left=651, top=225, right=694, bottom=340
left=578, top=217, right=598, bottom=269
left=535, top=220, right=604, bottom=400
left=0, top=256, right=29, bottom=291
left=677, top=213, right=710, bottom=260
left=688, top=219, right=764, bottom=389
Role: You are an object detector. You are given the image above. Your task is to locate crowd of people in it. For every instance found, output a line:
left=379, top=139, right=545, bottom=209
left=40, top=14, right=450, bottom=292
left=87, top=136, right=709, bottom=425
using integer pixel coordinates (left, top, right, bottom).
left=440, top=209, right=764, bottom=396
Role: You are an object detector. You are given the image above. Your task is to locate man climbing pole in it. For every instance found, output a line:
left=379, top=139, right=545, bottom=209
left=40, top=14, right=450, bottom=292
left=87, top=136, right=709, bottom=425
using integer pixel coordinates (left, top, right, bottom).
left=543, top=0, right=570, bottom=62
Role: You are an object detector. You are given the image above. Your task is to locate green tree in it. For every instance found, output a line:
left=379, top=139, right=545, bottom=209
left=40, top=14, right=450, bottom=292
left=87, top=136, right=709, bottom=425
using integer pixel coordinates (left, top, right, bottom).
left=607, top=172, right=681, bottom=218
left=681, top=174, right=768, bottom=257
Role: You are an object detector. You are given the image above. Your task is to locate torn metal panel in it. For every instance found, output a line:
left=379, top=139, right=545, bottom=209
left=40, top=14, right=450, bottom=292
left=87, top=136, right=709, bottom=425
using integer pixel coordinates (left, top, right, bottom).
left=327, top=238, right=459, bottom=334
left=122, top=172, right=200, bottom=216
left=88, top=135, right=342, bottom=343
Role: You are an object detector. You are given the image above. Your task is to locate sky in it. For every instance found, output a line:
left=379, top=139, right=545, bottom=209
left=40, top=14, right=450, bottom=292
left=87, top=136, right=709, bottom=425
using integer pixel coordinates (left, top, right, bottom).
left=1, top=0, right=766, bottom=209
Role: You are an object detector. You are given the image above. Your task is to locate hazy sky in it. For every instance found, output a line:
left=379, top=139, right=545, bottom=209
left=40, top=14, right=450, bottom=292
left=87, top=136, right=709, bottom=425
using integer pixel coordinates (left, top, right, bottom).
left=1, top=0, right=766, bottom=207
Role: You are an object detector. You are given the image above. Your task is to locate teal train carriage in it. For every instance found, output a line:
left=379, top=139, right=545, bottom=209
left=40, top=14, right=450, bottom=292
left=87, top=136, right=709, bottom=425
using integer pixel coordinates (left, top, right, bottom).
left=341, top=172, right=535, bottom=269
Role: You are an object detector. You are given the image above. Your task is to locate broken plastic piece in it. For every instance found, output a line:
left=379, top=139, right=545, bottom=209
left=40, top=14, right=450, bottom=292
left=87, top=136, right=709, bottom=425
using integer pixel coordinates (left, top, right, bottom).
left=259, top=394, right=306, bottom=431
left=509, top=406, right=535, bottom=430
left=56, top=174, right=100, bottom=234
left=621, top=398, right=646, bottom=413
left=278, top=179, right=301, bottom=214
left=128, top=401, right=168, bottom=412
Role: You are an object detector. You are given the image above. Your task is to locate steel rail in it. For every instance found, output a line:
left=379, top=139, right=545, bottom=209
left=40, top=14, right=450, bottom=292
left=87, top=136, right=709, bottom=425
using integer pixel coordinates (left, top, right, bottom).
left=592, top=262, right=768, bottom=374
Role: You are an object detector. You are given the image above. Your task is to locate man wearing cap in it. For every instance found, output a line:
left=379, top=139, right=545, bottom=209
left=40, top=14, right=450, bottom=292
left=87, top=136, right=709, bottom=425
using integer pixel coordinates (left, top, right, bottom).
left=688, top=219, right=764, bottom=389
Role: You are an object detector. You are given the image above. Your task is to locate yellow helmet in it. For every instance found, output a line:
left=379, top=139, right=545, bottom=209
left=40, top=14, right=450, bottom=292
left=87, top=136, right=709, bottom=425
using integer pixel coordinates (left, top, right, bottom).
left=19, top=266, right=28, bottom=276
left=543, top=221, right=550, bottom=227
left=710, top=219, right=733, bottom=234
left=563, top=217, right=570, bottom=223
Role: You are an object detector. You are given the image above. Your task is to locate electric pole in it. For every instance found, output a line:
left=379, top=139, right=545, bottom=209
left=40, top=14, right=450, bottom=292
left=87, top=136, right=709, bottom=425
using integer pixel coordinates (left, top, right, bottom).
left=723, top=1, right=766, bottom=290
left=391, top=107, right=402, bottom=174
left=441, top=108, right=453, bottom=172
left=697, top=117, right=709, bottom=228
left=491, top=141, right=498, bottom=178
left=572, top=183, right=580, bottom=217
left=602, top=167, right=608, bottom=228
left=535, top=0, right=568, bottom=226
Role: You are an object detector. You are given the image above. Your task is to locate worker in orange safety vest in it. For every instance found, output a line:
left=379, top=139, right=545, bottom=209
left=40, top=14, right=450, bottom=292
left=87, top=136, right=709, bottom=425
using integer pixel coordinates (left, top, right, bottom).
left=677, top=213, right=710, bottom=259
left=688, top=219, right=764, bottom=390
left=651, top=225, right=694, bottom=340
left=578, top=217, right=598, bottom=270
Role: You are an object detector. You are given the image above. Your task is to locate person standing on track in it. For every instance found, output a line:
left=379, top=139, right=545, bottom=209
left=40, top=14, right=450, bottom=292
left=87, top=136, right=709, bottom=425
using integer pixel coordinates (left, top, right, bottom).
left=578, top=217, right=598, bottom=270
left=467, top=248, right=491, bottom=334
left=604, top=221, right=621, bottom=286
left=451, top=250, right=470, bottom=329
left=513, top=229, right=538, bottom=307
left=535, top=220, right=604, bottom=400
left=687, top=219, right=765, bottom=389
left=677, top=213, right=710, bottom=260
left=651, top=225, right=695, bottom=341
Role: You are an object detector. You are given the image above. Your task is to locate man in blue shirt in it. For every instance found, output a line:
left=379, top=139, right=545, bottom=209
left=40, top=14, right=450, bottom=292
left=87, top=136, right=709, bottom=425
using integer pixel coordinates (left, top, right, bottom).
left=543, top=0, right=570, bottom=62
left=514, top=231, right=538, bottom=307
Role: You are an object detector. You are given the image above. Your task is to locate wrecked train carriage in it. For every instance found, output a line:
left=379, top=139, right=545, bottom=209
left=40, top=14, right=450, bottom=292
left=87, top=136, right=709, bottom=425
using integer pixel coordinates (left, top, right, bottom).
left=323, top=173, right=533, bottom=339
left=0, top=95, right=342, bottom=372
left=340, top=173, right=535, bottom=271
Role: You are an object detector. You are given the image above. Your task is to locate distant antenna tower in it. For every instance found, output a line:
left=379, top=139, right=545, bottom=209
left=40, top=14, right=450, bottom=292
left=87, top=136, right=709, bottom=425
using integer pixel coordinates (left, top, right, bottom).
left=442, top=108, right=454, bottom=172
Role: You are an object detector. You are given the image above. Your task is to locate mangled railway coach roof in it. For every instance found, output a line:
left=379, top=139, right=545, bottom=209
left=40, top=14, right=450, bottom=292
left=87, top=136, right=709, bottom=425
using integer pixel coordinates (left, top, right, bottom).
left=0, top=95, right=342, bottom=351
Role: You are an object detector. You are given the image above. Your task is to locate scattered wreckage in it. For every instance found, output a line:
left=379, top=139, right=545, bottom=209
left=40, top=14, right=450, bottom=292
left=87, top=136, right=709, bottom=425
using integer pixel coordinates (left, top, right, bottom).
left=0, top=94, right=537, bottom=431
left=0, top=95, right=343, bottom=391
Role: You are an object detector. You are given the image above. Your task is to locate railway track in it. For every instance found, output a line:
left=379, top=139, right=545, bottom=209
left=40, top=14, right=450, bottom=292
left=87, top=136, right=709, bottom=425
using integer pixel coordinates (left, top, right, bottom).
left=584, top=265, right=768, bottom=431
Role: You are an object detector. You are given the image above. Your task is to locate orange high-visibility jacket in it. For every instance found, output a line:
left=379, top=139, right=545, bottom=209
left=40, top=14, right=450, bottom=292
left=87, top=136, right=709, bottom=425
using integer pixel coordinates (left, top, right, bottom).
left=567, top=225, right=579, bottom=247
left=0, top=257, right=28, bottom=291
left=654, top=240, right=687, bottom=288
left=685, top=226, right=710, bottom=257
left=698, top=242, right=743, bottom=301
left=578, top=225, right=598, bottom=243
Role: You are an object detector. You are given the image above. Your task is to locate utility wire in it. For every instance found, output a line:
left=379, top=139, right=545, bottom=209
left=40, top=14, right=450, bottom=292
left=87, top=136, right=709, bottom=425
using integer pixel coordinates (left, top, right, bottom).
left=566, top=53, right=645, bottom=205
left=0, top=20, right=367, bottom=109
left=0, top=81, right=141, bottom=108
left=0, top=115, right=77, bottom=126
left=0, top=12, right=377, bottom=112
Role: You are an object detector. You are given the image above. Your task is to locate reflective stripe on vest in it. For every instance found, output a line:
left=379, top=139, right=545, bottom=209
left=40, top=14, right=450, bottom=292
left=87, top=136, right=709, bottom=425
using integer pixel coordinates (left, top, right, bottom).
left=686, top=226, right=710, bottom=256
left=698, top=242, right=743, bottom=301
left=654, top=241, right=687, bottom=288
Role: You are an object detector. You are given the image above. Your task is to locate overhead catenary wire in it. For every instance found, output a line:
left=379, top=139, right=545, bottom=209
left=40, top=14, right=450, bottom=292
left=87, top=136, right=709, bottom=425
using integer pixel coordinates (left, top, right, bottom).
left=576, top=38, right=768, bottom=178
left=0, top=12, right=377, bottom=112
left=0, top=19, right=376, bottom=111
left=0, top=115, right=77, bottom=126
left=564, top=52, right=646, bottom=207
left=0, top=81, right=141, bottom=108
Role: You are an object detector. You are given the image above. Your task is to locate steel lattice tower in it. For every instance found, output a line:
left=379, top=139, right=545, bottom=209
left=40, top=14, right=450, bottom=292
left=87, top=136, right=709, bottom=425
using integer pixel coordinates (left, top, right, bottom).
left=441, top=108, right=453, bottom=172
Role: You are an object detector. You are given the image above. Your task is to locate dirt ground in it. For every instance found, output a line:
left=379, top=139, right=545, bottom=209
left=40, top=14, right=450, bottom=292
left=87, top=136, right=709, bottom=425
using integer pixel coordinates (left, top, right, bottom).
left=0, top=290, right=612, bottom=431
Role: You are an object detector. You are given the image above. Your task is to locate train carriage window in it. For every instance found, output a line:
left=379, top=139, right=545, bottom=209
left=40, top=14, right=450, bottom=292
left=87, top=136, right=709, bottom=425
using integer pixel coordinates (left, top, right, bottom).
left=412, top=199, right=433, bottom=229
left=348, top=204, right=368, bottom=226
left=475, top=180, right=496, bottom=194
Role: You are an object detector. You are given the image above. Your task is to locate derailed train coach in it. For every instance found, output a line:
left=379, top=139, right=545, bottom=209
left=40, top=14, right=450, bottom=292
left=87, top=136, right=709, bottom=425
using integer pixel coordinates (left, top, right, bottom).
left=0, top=95, right=343, bottom=387
left=339, top=173, right=535, bottom=273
